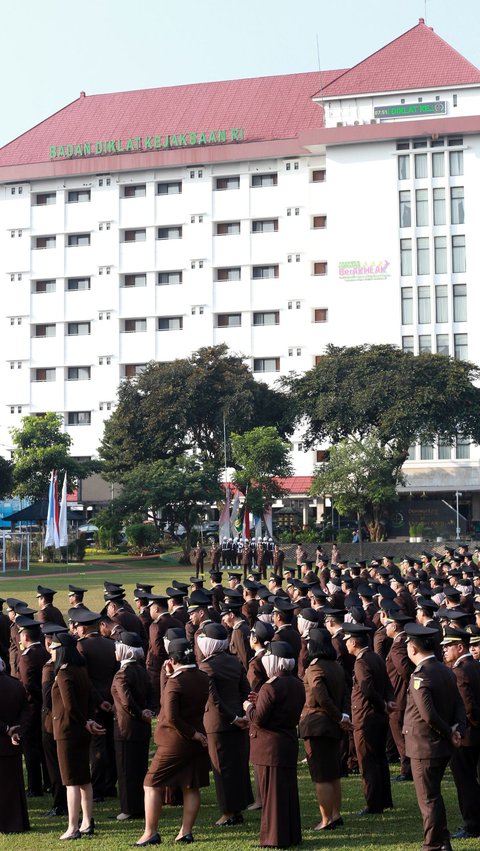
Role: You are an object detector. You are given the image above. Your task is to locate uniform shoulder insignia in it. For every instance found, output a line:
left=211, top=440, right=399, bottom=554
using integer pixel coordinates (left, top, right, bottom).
left=266, top=675, right=278, bottom=684
left=413, top=676, right=423, bottom=690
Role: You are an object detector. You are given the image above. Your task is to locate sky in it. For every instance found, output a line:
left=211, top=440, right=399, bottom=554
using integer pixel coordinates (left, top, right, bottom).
left=1, top=0, right=480, bottom=148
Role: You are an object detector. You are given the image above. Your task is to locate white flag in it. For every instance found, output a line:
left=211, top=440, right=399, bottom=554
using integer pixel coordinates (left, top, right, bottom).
left=59, top=474, right=68, bottom=547
left=44, top=471, right=60, bottom=548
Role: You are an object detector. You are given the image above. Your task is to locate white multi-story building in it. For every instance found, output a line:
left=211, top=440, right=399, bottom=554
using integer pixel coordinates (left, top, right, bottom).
left=1, top=19, right=480, bottom=533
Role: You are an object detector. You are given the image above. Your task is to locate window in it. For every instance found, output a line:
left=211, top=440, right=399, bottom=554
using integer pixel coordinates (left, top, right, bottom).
left=402, top=335, right=414, bottom=353
left=158, top=271, right=182, bottom=285
left=253, top=358, right=280, bottom=373
left=454, top=333, right=468, bottom=361
left=436, top=334, right=449, bottom=355
left=417, top=237, right=430, bottom=275
left=313, top=215, right=327, bottom=229
left=67, top=277, right=90, bottom=291
left=413, top=138, right=427, bottom=149
left=33, top=280, right=56, bottom=294
left=456, top=438, right=470, bottom=459
left=253, top=311, right=279, bottom=326
left=68, top=233, right=90, bottom=247
left=398, top=155, right=410, bottom=180
left=453, top=284, right=467, bottom=322
left=34, top=368, right=55, bottom=382
left=124, top=364, right=146, bottom=378
left=432, top=152, right=444, bottom=177
left=67, top=322, right=91, bottom=336
left=123, top=274, right=146, bottom=287
left=433, top=188, right=445, bottom=225
left=415, top=189, right=429, bottom=227
left=252, top=265, right=279, bottom=279
left=216, top=313, right=241, bottom=327
left=400, top=239, right=412, bottom=276
left=34, top=324, right=55, bottom=337
left=417, top=286, right=431, bottom=324
left=35, top=236, right=56, bottom=249
left=415, top=153, right=427, bottom=179
left=157, top=181, right=182, bottom=195
left=435, top=285, right=448, bottom=323
left=215, top=221, right=240, bottom=235
left=434, top=237, right=447, bottom=274
left=449, top=151, right=463, bottom=176
left=67, top=189, right=91, bottom=203
left=313, top=262, right=327, bottom=276
left=124, top=319, right=146, bottom=333
left=252, top=219, right=278, bottom=233
left=314, top=308, right=328, bottom=322
left=34, top=192, right=56, bottom=205
left=399, top=191, right=411, bottom=227
left=401, top=288, right=413, bottom=324
left=157, top=226, right=182, bottom=239
left=123, top=184, right=146, bottom=198
left=216, top=267, right=241, bottom=281
left=419, top=334, right=431, bottom=353
left=251, top=173, right=277, bottom=187
left=67, top=411, right=91, bottom=426
left=451, top=187, right=464, bottom=225
left=123, top=229, right=146, bottom=242
left=452, top=236, right=466, bottom=273
left=67, top=367, right=91, bottom=380
left=312, top=169, right=326, bottom=182
left=420, top=444, right=434, bottom=460
left=158, top=317, right=183, bottom=331
left=438, top=440, right=452, bottom=460
left=215, top=176, right=239, bottom=190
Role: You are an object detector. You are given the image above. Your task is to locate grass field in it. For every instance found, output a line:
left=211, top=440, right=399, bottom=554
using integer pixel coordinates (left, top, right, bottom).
left=0, top=556, right=478, bottom=850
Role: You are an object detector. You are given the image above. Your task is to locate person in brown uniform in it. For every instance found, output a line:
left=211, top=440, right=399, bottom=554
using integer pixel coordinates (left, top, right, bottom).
left=194, top=542, right=207, bottom=577
left=6, top=598, right=27, bottom=678
left=0, top=657, right=30, bottom=833
left=271, top=597, right=302, bottom=675
left=403, top=622, right=466, bottom=851
left=344, top=622, right=394, bottom=815
left=385, top=609, right=415, bottom=782
left=244, top=641, right=305, bottom=849
left=111, top=631, right=153, bottom=821
left=0, top=597, right=11, bottom=672
left=220, top=599, right=252, bottom=672
left=41, top=623, right=68, bottom=817
left=36, top=586, right=67, bottom=628
left=136, top=638, right=210, bottom=846
left=16, top=614, right=50, bottom=797
left=166, top=587, right=189, bottom=626
left=198, top=623, right=252, bottom=825
left=441, top=626, right=480, bottom=840
left=146, top=595, right=183, bottom=712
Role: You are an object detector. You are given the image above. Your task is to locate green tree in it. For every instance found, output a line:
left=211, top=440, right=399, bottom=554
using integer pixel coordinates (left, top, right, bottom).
left=112, top=454, right=221, bottom=563
left=310, top=432, right=404, bottom=543
left=11, top=413, right=97, bottom=502
left=0, top=456, right=14, bottom=500
left=230, top=426, right=293, bottom=517
left=99, top=345, right=293, bottom=479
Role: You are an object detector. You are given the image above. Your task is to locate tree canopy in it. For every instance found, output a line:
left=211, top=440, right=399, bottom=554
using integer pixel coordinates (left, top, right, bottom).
left=99, top=344, right=293, bottom=479
left=11, top=413, right=98, bottom=502
left=286, top=344, right=480, bottom=454
left=230, top=426, right=293, bottom=516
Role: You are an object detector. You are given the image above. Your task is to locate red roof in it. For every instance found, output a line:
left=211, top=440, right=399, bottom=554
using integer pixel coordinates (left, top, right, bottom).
left=0, top=71, right=344, bottom=168
left=275, top=477, right=313, bottom=495
left=316, top=20, right=480, bottom=99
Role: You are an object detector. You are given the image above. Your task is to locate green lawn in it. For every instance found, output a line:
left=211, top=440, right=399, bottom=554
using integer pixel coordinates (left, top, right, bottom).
left=0, top=562, right=477, bottom=849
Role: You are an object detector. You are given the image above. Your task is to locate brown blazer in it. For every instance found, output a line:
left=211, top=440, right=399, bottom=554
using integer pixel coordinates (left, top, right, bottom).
left=403, top=656, right=466, bottom=759
left=77, top=632, right=118, bottom=706
left=51, top=664, right=94, bottom=741
left=155, top=666, right=209, bottom=746
left=37, top=604, right=67, bottom=628
left=299, top=658, right=346, bottom=740
left=18, top=643, right=50, bottom=709
left=451, top=654, right=480, bottom=747
left=111, top=662, right=153, bottom=741
left=331, top=629, right=354, bottom=689
left=147, top=613, right=183, bottom=673
left=242, top=599, right=259, bottom=628
left=247, top=651, right=268, bottom=693
left=0, top=672, right=31, bottom=756
left=246, top=672, right=305, bottom=767
left=385, top=633, right=414, bottom=711
left=373, top=626, right=392, bottom=660
left=41, top=659, right=56, bottom=734
left=351, top=649, right=393, bottom=729
left=200, top=651, right=250, bottom=732
left=229, top=621, right=253, bottom=671
left=272, top=625, right=301, bottom=660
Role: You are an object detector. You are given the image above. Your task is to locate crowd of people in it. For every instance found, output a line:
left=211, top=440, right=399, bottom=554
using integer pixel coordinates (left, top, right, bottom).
left=1, top=543, right=480, bottom=849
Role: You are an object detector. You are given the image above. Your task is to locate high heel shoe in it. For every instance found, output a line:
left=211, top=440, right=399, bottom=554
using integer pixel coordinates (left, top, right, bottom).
left=175, top=835, right=194, bottom=844
left=132, top=835, right=161, bottom=847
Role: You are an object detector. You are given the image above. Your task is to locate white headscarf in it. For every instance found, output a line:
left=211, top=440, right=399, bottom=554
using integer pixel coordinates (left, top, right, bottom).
left=297, top=615, right=317, bottom=640
left=197, top=634, right=229, bottom=659
left=115, top=642, right=144, bottom=667
left=262, top=654, right=295, bottom=678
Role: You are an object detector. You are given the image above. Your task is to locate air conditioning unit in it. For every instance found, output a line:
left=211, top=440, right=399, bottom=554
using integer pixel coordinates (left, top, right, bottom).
left=354, top=120, right=360, bottom=125
left=336, top=122, right=344, bottom=127
left=370, top=118, right=378, bottom=124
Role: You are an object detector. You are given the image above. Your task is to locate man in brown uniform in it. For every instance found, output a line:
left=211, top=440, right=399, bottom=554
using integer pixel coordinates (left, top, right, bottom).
left=16, top=615, right=50, bottom=797
left=385, top=609, right=414, bottom=781
left=146, top=595, right=183, bottom=711
left=344, top=622, right=394, bottom=815
left=403, top=622, right=466, bottom=851
left=36, top=586, right=67, bottom=628
left=220, top=600, right=252, bottom=671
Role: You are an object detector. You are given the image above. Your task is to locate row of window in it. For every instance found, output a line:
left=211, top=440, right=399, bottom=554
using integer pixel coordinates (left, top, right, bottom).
left=402, top=332, right=468, bottom=360
left=32, top=367, right=91, bottom=381
left=399, top=187, right=464, bottom=228
left=408, top=438, right=470, bottom=461
left=396, top=136, right=462, bottom=151
left=401, top=284, right=467, bottom=325
left=400, top=236, right=466, bottom=276
left=398, top=150, right=463, bottom=180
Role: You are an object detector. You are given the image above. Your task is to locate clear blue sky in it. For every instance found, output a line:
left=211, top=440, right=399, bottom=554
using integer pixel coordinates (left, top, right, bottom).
left=1, top=0, right=479, bottom=147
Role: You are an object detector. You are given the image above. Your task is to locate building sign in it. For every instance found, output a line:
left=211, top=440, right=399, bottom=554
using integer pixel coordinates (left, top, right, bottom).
left=339, top=260, right=390, bottom=281
left=49, top=128, right=245, bottom=160
left=374, top=102, right=446, bottom=119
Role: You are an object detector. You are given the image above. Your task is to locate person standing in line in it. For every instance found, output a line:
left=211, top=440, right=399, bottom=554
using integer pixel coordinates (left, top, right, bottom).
left=403, top=623, right=466, bottom=851
left=0, top=657, right=30, bottom=833
left=16, top=614, right=50, bottom=797
left=41, top=623, right=68, bottom=818
left=385, top=609, right=415, bottom=782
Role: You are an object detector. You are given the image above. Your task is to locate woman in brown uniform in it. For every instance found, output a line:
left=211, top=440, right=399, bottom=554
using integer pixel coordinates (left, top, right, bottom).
left=299, top=627, right=350, bottom=830
left=111, top=631, right=153, bottom=821
left=244, top=641, right=305, bottom=849
left=0, top=658, right=30, bottom=833
left=51, top=632, right=105, bottom=840
left=135, top=638, right=210, bottom=846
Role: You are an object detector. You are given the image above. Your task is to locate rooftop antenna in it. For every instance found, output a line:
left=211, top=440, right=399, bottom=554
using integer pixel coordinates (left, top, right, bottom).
left=316, top=33, right=323, bottom=94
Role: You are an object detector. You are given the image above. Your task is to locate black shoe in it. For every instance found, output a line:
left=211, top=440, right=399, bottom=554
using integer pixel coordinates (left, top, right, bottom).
left=43, top=807, right=68, bottom=817
left=357, top=809, right=383, bottom=816
left=132, top=836, right=161, bottom=847
left=329, top=817, right=344, bottom=828
left=79, top=819, right=95, bottom=836
left=393, top=774, right=413, bottom=782
left=59, top=832, right=82, bottom=841
left=175, top=835, right=194, bottom=844
left=216, top=815, right=244, bottom=826
left=452, top=827, right=479, bottom=839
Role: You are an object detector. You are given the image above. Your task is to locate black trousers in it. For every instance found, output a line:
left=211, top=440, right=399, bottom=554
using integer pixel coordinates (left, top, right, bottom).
left=410, top=756, right=450, bottom=851
left=354, top=715, right=392, bottom=812
left=114, top=738, right=150, bottom=816
left=450, top=744, right=480, bottom=835
left=23, top=712, right=45, bottom=795
left=90, top=709, right=116, bottom=798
